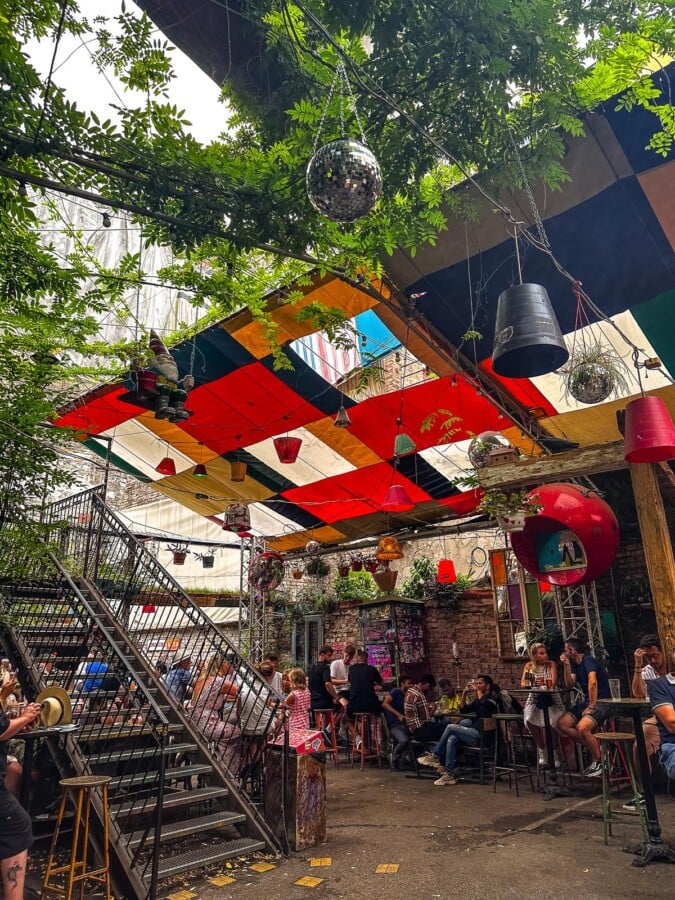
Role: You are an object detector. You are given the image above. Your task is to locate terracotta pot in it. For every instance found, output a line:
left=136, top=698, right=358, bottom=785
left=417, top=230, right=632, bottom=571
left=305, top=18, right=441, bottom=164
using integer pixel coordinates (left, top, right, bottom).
left=172, top=551, right=187, bottom=565
left=373, top=569, right=398, bottom=592
left=351, top=560, right=363, bottom=572
left=364, top=559, right=378, bottom=573
left=291, top=569, right=303, bottom=580
left=337, top=565, right=350, bottom=577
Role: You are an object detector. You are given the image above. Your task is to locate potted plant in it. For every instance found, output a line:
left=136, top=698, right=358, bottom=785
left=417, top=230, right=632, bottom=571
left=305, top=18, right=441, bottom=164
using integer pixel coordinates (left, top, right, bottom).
left=350, top=552, right=364, bottom=572
left=304, top=556, right=331, bottom=577
left=478, top=488, right=542, bottom=532
left=400, top=556, right=435, bottom=600
left=363, top=555, right=379, bottom=574
left=333, top=570, right=378, bottom=604
left=290, top=566, right=304, bottom=580
left=560, top=343, right=631, bottom=405
left=336, top=554, right=350, bottom=578
left=249, top=551, right=285, bottom=590
left=372, top=563, right=398, bottom=593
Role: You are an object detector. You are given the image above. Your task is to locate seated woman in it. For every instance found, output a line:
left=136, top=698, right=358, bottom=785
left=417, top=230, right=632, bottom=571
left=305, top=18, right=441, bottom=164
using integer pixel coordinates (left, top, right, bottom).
left=191, top=654, right=241, bottom=773
left=521, top=642, right=564, bottom=766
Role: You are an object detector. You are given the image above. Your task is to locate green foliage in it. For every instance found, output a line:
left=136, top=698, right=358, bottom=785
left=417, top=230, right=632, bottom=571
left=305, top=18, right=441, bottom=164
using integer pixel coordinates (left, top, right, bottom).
left=333, top=570, right=378, bottom=603
left=400, top=556, right=435, bottom=600
left=478, top=489, right=542, bottom=520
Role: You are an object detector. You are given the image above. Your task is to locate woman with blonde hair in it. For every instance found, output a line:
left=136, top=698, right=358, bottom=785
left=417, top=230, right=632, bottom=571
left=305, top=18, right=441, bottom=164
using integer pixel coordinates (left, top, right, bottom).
left=521, top=642, right=564, bottom=765
left=191, top=653, right=241, bottom=771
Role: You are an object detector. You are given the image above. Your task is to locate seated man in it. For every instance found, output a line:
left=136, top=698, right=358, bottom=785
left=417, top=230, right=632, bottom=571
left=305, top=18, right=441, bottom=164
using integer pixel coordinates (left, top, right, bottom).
left=404, top=674, right=446, bottom=744
left=555, top=638, right=613, bottom=777
left=647, top=653, right=675, bottom=783
left=382, top=676, right=412, bottom=767
left=418, top=674, right=499, bottom=786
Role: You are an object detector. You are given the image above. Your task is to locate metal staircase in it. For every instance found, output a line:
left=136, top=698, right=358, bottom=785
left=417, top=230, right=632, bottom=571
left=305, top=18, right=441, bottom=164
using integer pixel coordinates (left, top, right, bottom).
left=0, top=489, right=288, bottom=899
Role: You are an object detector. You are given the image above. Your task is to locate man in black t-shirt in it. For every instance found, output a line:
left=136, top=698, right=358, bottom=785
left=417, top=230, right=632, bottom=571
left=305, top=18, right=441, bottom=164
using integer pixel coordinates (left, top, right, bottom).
left=347, top=650, right=383, bottom=715
left=309, top=644, right=341, bottom=714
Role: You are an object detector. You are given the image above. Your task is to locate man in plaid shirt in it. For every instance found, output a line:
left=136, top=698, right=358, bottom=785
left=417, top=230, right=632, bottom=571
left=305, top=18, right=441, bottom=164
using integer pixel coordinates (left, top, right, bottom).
left=404, top=674, right=446, bottom=743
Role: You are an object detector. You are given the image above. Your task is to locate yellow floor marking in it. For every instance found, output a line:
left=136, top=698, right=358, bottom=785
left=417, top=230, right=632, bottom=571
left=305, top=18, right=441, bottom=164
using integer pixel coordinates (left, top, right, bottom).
left=208, top=874, right=236, bottom=886
left=295, top=876, right=324, bottom=887
left=309, top=857, right=332, bottom=866
left=250, top=862, right=277, bottom=873
left=375, top=863, right=400, bottom=874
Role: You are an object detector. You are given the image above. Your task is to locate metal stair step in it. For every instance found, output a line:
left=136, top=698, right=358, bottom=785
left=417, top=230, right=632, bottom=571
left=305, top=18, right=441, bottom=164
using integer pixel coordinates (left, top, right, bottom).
left=87, top=741, right=197, bottom=765
left=126, top=810, right=246, bottom=848
left=155, top=837, right=267, bottom=880
left=110, top=763, right=212, bottom=791
left=111, top=785, right=230, bottom=816
left=76, top=722, right=184, bottom=741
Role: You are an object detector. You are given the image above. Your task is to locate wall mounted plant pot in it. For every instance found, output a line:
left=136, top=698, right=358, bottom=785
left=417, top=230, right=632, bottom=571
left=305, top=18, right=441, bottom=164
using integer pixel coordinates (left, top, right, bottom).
left=351, top=560, right=363, bottom=572
left=172, top=551, right=187, bottom=565
left=291, top=569, right=303, bottom=580
left=364, top=558, right=379, bottom=573
left=201, top=556, right=215, bottom=569
left=337, top=565, right=350, bottom=577
left=373, top=569, right=398, bottom=592
left=496, top=511, right=527, bottom=533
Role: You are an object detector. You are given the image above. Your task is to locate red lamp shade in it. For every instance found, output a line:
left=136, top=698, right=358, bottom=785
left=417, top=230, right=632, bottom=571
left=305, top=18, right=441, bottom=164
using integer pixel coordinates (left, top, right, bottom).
left=155, top=456, right=176, bottom=476
left=437, top=559, right=457, bottom=583
left=382, top=484, right=414, bottom=513
left=142, top=604, right=156, bottom=614
left=273, top=436, right=302, bottom=464
left=193, top=463, right=208, bottom=477
left=624, top=396, right=675, bottom=463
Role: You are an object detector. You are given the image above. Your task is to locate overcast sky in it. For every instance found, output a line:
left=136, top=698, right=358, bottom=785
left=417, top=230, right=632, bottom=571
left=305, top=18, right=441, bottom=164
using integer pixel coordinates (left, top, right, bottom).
left=26, top=0, right=227, bottom=144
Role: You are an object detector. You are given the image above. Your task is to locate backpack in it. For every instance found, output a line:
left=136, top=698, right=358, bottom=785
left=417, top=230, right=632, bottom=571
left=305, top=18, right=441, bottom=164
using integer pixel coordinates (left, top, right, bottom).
left=496, top=688, right=523, bottom=715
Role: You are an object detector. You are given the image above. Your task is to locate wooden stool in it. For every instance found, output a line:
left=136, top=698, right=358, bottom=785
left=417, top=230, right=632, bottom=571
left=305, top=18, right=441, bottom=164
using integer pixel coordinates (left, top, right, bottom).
left=351, top=713, right=381, bottom=771
left=313, top=709, right=340, bottom=768
left=42, top=774, right=112, bottom=900
left=492, top=713, right=535, bottom=796
left=596, top=732, right=648, bottom=845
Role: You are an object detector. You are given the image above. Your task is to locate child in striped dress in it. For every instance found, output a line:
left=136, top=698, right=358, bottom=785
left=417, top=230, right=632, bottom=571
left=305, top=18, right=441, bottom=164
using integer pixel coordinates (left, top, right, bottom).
left=285, top=668, right=311, bottom=733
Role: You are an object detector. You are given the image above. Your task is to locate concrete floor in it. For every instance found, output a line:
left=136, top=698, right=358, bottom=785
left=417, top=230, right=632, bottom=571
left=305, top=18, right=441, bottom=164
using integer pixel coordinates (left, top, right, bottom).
left=188, top=764, right=675, bottom=900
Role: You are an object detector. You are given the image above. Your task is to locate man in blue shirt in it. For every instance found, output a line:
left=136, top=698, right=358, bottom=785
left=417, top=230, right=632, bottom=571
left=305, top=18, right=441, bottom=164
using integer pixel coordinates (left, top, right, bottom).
left=647, top=660, right=675, bottom=780
left=162, top=655, right=193, bottom=703
left=381, top=676, right=412, bottom=767
left=556, top=637, right=613, bottom=777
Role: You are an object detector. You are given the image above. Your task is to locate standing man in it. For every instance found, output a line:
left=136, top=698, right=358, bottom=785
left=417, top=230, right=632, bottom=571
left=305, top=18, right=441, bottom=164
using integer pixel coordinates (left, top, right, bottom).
left=556, top=637, right=612, bottom=776
left=347, top=650, right=382, bottom=716
left=647, top=649, right=675, bottom=782
left=382, top=676, right=412, bottom=767
left=308, top=644, right=341, bottom=720
left=404, top=674, right=446, bottom=744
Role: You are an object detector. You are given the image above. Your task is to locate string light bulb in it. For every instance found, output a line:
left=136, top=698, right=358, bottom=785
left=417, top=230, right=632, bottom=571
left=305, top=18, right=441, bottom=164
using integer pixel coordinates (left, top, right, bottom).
left=102, top=212, right=112, bottom=228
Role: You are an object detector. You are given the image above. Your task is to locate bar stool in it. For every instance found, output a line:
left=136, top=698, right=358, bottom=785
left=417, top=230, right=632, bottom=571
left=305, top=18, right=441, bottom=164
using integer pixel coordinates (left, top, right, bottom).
left=596, top=732, right=648, bottom=845
left=312, top=709, right=340, bottom=767
left=42, top=774, right=112, bottom=900
left=351, top=713, right=382, bottom=771
left=492, top=713, right=535, bottom=796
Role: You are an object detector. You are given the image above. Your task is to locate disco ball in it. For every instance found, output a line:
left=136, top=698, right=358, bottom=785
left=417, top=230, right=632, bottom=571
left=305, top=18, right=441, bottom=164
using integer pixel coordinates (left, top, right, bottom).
left=468, top=431, right=513, bottom=469
left=305, top=540, right=321, bottom=555
left=567, top=362, right=614, bottom=405
left=306, top=139, right=383, bottom=223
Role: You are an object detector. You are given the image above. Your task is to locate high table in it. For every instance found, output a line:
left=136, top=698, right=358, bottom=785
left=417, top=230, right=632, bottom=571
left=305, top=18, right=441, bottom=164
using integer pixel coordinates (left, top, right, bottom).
left=17, top=724, right=80, bottom=811
left=607, top=697, right=675, bottom=867
left=510, top=687, right=572, bottom=797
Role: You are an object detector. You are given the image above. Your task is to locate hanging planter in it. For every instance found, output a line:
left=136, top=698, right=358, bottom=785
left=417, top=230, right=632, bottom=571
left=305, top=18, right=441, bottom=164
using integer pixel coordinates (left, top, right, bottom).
left=372, top=567, right=398, bottom=592
left=291, top=567, right=304, bottom=580
left=350, top=552, right=364, bottom=572
left=336, top=555, right=350, bottom=578
left=304, top=556, right=331, bottom=578
left=479, top=489, right=542, bottom=533
left=363, top=556, right=379, bottom=574
left=171, top=549, right=187, bottom=565
left=249, top=551, right=285, bottom=591
left=200, top=554, right=215, bottom=569
left=496, top=510, right=528, bottom=533
left=492, top=283, right=569, bottom=378
left=562, top=346, right=631, bottom=405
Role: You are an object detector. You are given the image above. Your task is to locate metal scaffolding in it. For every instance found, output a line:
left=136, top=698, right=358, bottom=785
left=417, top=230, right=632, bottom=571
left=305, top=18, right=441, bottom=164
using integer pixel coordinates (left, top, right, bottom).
left=554, top=581, right=606, bottom=658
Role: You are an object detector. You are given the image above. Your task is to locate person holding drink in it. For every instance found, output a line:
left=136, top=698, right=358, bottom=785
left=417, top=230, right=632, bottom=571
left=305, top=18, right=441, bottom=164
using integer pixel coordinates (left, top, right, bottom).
left=520, top=642, right=564, bottom=766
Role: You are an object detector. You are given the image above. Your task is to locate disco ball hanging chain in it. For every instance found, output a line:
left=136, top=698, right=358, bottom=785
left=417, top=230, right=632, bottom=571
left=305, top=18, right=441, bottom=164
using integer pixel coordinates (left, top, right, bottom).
left=306, top=60, right=383, bottom=223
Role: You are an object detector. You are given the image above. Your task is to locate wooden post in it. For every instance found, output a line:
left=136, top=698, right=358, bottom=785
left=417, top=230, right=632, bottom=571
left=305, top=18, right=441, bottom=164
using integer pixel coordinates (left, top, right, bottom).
left=629, top=462, right=675, bottom=655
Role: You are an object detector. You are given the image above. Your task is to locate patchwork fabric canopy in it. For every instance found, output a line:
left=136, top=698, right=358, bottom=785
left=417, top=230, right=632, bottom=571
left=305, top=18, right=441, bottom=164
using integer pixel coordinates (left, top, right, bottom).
left=54, top=77, right=675, bottom=552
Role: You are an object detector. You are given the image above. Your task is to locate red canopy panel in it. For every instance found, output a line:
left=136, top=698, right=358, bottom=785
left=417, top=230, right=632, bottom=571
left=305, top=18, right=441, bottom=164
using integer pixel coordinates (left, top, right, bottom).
left=177, top=361, right=325, bottom=454
left=54, top=385, right=143, bottom=435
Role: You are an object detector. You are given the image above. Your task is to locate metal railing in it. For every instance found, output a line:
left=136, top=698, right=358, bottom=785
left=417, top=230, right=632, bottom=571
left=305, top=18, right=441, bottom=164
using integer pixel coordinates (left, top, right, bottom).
left=0, top=522, right=170, bottom=899
left=41, top=488, right=287, bottom=829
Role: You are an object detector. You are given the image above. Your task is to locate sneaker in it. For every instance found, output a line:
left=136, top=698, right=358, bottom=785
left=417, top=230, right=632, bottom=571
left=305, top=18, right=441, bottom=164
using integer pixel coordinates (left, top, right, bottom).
left=417, top=752, right=440, bottom=767
left=434, top=773, right=457, bottom=786
left=583, top=761, right=603, bottom=778
left=622, top=795, right=644, bottom=813
left=355, top=736, right=362, bottom=751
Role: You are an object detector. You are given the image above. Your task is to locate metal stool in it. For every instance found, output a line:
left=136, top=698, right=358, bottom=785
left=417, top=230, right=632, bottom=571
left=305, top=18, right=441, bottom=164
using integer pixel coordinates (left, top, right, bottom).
left=596, top=732, right=648, bottom=845
left=351, top=713, right=382, bottom=771
left=492, top=713, right=535, bottom=796
left=42, top=774, right=112, bottom=900
left=313, top=708, right=340, bottom=767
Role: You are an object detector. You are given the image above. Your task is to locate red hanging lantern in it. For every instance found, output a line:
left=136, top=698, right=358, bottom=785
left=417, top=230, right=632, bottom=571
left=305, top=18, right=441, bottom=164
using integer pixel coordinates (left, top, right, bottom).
left=436, top=560, right=457, bottom=583
left=274, top=436, right=302, bottom=464
left=624, top=396, right=675, bottom=463
left=142, top=604, right=156, bottom=614
left=155, top=456, right=176, bottom=476
left=382, top=484, right=414, bottom=513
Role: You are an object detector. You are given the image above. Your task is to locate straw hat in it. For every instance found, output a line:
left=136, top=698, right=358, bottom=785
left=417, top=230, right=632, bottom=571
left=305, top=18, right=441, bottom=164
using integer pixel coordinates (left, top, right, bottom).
left=36, top=686, right=72, bottom=727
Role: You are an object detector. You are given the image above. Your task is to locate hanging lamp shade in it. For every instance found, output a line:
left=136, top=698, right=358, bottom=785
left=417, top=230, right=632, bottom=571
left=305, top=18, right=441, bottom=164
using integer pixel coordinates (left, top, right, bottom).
left=437, top=559, right=457, bottom=583
left=393, top=433, right=417, bottom=456
left=382, top=484, right=414, bottom=513
left=230, top=460, right=247, bottom=482
left=624, top=396, right=675, bottom=463
left=274, top=436, right=302, bottom=463
left=155, top=456, right=176, bottom=476
left=142, top=604, right=156, bottom=614
left=193, top=463, right=208, bottom=477
left=334, top=404, right=351, bottom=428
left=492, top=283, right=569, bottom=378
left=375, top=536, right=404, bottom=561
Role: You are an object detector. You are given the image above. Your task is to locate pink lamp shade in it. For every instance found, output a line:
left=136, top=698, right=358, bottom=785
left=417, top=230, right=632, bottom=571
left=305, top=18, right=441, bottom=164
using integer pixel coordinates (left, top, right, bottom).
left=624, top=396, right=675, bottom=463
left=382, top=484, right=414, bottom=513
left=437, top=559, right=457, bottom=583
left=274, top=436, right=302, bottom=464
left=155, top=456, right=176, bottom=476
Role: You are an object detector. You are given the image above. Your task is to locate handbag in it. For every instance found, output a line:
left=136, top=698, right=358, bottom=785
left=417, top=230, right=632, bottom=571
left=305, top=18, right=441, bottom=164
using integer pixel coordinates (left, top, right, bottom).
left=534, top=691, right=553, bottom=710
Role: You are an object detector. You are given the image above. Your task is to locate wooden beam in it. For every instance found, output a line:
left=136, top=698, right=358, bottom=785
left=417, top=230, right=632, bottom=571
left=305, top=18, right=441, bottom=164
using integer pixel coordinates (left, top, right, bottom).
left=658, top=461, right=675, bottom=492
left=477, top=441, right=627, bottom=490
left=629, top=462, right=675, bottom=655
